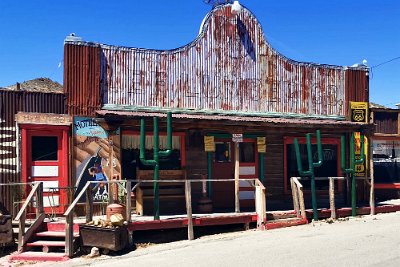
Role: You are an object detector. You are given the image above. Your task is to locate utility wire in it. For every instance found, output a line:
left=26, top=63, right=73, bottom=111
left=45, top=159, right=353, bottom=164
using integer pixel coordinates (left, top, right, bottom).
left=370, top=56, right=400, bottom=69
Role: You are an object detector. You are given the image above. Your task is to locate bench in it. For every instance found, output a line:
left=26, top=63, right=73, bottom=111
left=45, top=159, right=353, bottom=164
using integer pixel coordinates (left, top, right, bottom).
left=135, top=169, right=186, bottom=215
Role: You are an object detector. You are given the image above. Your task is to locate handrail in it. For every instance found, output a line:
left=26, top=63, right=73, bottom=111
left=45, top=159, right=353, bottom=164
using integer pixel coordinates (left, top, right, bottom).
left=15, top=182, right=40, bottom=221
left=64, top=181, right=91, bottom=217
left=290, top=177, right=306, bottom=219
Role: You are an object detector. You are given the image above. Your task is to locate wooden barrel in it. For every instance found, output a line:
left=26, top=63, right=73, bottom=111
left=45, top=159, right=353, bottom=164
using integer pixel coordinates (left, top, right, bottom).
left=197, top=197, right=213, bottom=213
left=106, top=204, right=126, bottom=220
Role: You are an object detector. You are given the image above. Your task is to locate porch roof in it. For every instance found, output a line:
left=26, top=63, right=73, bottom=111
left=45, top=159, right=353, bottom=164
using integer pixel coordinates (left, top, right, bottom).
left=96, top=110, right=373, bottom=132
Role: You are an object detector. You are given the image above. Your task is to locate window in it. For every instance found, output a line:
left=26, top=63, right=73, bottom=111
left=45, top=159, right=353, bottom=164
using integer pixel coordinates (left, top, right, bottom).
left=31, top=136, right=58, bottom=161
left=373, top=139, right=400, bottom=183
left=239, top=142, right=255, bottom=163
left=215, top=142, right=231, bottom=163
left=285, top=137, right=340, bottom=192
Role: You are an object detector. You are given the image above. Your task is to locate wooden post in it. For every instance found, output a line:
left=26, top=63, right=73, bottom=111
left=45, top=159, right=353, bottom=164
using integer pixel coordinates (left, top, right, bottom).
left=136, top=186, right=143, bottom=216
left=297, top=186, right=306, bottom=220
left=65, top=214, right=74, bottom=257
left=185, top=180, right=194, bottom=240
left=234, top=142, right=240, bottom=213
left=85, top=185, right=93, bottom=222
left=255, top=185, right=266, bottom=230
left=329, top=177, right=336, bottom=219
left=290, top=178, right=300, bottom=217
left=36, top=182, right=44, bottom=216
left=17, top=211, right=26, bottom=252
left=109, top=137, right=115, bottom=205
left=369, top=136, right=375, bottom=215
left=126, top=180, right=132, bottom=222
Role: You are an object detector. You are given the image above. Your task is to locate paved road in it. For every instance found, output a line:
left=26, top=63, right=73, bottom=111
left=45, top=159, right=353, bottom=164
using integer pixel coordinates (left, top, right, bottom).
left=66, top=212, right=400, bottom=267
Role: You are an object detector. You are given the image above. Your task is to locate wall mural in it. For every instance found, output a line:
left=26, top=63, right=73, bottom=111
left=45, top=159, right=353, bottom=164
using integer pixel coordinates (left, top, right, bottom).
left=73, top=117, right=121, bottom=202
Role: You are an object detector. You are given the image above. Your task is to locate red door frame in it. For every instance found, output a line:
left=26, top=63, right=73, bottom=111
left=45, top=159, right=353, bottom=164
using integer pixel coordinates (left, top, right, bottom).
left=20, top=124, right=69, bottom=213
left=283, top=136, right=342, bottom=194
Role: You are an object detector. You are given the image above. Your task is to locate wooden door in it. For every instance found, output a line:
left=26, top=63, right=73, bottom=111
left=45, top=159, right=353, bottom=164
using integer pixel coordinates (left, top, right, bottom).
left=21, top=126, right=69, bottom=214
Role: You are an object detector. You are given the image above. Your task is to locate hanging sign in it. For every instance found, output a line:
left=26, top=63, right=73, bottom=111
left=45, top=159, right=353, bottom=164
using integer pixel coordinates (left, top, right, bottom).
left=257, top=137, right=266, bottom=153
left=350, top=102, right=369, bottom=123
left=232, top=134, right=243, bottom=143
left=204, top=136, right=215, bottom=152
left=354, top=132, right=368, bottom=177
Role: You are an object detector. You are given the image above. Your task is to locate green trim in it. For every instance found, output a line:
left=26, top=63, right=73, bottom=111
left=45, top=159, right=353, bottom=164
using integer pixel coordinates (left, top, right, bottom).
left=102, top=104, right=347, bottom=121
left=258, top=153, right=265, bottom=184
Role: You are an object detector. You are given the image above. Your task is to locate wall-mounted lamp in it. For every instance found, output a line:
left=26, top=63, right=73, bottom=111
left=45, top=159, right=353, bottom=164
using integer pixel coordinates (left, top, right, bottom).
left=231, top=1, right=241, bottom=15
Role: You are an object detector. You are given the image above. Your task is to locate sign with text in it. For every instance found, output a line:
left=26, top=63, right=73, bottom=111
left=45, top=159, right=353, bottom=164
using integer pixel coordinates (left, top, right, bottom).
left=232, top=134, right=243, bottom=143
left=350, top=102, right=369, bottom=123
left=354, top=132, right=368, bottom=177
left=257, top=137, right=266, bottom=153
left=204, top=136, right=215, bottom=152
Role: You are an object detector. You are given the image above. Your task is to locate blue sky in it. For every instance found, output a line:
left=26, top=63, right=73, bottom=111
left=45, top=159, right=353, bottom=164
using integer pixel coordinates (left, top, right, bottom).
left=0, top=0, right=399, bottom=107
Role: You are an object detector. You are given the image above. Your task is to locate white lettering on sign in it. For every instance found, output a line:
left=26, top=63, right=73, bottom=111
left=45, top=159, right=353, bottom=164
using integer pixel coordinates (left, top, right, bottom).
left=232, top=134, right=243, bottom=143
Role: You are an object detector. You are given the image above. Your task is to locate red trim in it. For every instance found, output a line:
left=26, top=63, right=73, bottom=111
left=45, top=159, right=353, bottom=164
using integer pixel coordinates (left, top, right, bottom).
left=283, top=136, right=342, bottom=194
left=375, top=183, right=400, bottom=189
left=20, top=124, right=69, bottom=214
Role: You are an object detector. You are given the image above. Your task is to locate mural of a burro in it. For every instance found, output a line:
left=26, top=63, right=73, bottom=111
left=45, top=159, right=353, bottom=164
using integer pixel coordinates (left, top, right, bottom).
left=73, top=117, right=121, bottom=205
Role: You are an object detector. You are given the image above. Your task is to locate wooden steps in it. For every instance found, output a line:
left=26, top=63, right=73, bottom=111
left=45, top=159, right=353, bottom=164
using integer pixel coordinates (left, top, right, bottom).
left=10, top=221, right=80, bottom=262
left=9, top=251, right=69, bottom=262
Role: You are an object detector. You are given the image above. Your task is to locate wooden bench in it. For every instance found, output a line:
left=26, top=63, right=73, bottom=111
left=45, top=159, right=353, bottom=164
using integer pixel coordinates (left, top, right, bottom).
left=135, top=169, right=186, bottom=215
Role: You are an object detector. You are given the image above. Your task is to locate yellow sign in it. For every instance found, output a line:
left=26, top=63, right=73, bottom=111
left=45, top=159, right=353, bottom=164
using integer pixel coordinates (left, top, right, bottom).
left=258, top=144, right=266, bottom=153
left=350, top=101, right=369, bottom=123
left=354, top=132, right=368, bottom=177
left=204, top=136, right=215, bottom=152
left=257, top=137, right=266, bottom=145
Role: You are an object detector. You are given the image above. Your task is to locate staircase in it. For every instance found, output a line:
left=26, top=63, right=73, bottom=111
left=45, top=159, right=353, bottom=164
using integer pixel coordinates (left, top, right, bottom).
left=9, top=221, right=80, bottom=262
left=265, top=211, right=308, bottom=230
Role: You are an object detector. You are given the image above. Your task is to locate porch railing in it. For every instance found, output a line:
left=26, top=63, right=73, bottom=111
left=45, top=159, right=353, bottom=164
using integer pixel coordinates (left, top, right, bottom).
left=12, top=182, right=45, bottom=252
left=64, top=178, right=266, bottom=257
left=290, top=176, right=346, bottom=220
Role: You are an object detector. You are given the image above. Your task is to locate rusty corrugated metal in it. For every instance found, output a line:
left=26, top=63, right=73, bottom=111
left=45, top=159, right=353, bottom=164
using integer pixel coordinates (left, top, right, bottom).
left=345, top=68, right=369, bottom=112
left=64, top=44, right=102, bottom=116
left=0, top=89, right=66, bottom=214
left=374, top=111, right=399, bottom=134
left=64, top=4, right=368, bottom=119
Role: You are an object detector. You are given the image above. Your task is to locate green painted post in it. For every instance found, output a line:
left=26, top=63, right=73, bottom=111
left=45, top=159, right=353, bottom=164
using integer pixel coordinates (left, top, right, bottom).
left=294, top=130, right=323, bottom=221
left=140, top=113, right=173, bottom=220
left=340, top=132, right=365, bottom=217
left=207, top=152, right=213, bottom=198
left=259, top=153, right=265, bottom=185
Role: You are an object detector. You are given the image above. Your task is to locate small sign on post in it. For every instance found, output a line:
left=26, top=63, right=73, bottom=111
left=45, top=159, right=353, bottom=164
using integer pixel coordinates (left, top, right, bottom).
left=204, top=136, right=215, bottom=152
left=257, top=137, right=266, bottom=153
left=350, top=102, right=369, bottom=123
left=232, top=134, right=243, bottom=143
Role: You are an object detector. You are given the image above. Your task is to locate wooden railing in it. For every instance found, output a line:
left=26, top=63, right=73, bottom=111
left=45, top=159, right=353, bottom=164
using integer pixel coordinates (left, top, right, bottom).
left=13, top=182, right=44, bottom=252
left=64, top=178, right=266, bottom=257
left=290, top=177, right=306, bottom=219
left=63, top=180, right=140, bottom=257
left=291, top=176, right=346, bottom=220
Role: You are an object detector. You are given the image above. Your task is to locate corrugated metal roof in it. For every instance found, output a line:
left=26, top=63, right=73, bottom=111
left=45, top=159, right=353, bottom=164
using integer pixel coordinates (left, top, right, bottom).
left=96, top=109, right=369, bottom=128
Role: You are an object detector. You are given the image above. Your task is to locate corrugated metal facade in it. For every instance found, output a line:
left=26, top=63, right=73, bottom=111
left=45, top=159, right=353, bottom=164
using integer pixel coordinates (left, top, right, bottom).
left=0, top=90, right=66, bottom=214
left=64, top=4, right=368, bottom=119
left=374, top=111, right=399, bottom=134
left=64, top=44, right=101, bottom=116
